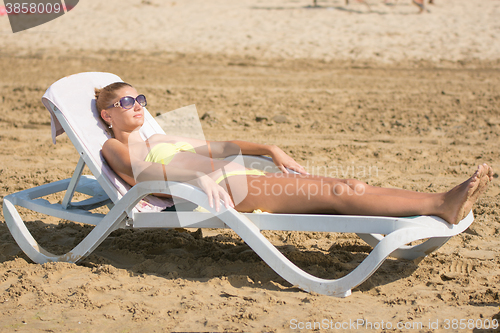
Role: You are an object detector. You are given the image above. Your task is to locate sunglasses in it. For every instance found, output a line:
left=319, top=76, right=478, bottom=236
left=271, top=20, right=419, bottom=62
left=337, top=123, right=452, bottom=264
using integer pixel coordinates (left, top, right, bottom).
left=107, top=94, right=147, bottom=110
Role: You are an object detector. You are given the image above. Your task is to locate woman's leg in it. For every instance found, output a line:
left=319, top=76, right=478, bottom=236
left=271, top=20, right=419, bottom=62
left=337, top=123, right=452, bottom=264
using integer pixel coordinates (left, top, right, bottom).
left=280, top=174, right=442, bottom=199
left=223, top=164, right=491, bottom=225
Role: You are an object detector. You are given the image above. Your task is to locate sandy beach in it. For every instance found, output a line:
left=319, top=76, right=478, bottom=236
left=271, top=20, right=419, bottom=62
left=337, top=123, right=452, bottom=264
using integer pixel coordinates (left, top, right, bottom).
left=1, top=0, right=500, bottom=332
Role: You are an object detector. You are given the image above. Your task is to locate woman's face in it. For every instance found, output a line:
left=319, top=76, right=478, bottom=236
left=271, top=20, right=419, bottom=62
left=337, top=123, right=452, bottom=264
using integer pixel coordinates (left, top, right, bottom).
left=103, top=86, right=145, bottom=132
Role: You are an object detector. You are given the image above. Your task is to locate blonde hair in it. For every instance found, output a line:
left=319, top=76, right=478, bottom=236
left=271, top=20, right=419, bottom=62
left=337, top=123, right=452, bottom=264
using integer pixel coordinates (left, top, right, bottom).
left=94, top=82, right=132, bottom=136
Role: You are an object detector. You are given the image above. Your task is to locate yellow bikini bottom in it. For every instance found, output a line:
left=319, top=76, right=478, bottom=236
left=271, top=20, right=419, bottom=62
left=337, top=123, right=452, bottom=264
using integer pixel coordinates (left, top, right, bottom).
left=145, top=142, right=266, bottom=183
left=215, top=169, right=266, bottom=184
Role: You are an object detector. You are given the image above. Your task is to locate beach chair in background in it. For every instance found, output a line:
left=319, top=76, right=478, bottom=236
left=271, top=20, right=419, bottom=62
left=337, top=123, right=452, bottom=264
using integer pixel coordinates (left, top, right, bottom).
left=3, top=72, right=474, bottom=297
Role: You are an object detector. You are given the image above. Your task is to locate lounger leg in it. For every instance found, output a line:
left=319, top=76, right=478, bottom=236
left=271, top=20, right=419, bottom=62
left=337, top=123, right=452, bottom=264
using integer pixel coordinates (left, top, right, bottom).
left=61, top=156, right=85, bottom=209
left=3, top=195, right=128, bottom=264
left=357, top=233, right=451, bottom=260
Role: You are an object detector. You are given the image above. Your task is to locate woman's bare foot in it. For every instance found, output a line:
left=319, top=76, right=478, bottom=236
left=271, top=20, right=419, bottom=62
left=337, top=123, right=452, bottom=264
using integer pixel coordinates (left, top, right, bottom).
left=440, top=164, right=491, bottom=224
left=487, top=164, right=494, bottom=181
left=456, top=169, right=490, bottom=223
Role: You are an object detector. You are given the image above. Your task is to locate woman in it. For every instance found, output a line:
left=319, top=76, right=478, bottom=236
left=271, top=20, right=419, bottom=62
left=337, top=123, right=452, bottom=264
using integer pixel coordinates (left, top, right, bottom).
left=97, top=82, right=493, bottom=224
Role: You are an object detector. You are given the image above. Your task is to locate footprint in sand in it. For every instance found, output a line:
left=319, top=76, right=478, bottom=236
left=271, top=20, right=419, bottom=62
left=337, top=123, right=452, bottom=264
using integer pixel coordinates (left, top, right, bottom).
left=441, top=259, right=473, bottom=280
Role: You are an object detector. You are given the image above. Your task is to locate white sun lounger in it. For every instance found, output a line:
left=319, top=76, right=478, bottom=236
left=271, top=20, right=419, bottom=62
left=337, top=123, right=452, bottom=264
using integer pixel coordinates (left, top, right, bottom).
left=2, top=72, right=474, bottom=297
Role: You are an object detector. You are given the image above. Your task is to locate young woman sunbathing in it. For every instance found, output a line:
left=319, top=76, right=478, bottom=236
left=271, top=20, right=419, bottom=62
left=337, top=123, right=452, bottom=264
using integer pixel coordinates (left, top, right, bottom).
left=96, top=82, right=493, bottom=224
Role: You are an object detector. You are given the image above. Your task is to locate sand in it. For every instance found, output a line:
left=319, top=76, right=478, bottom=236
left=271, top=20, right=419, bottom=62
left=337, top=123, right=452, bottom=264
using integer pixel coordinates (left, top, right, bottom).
left=1, top=0, right=500, bottom=332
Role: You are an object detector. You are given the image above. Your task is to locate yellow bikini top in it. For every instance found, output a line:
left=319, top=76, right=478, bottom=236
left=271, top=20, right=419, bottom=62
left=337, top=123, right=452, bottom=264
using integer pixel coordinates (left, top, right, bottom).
left=144, top=142, right=196, bottom=166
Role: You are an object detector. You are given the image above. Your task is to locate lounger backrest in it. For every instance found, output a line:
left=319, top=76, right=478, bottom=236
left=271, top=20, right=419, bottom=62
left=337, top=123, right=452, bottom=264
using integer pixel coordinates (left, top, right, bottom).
left=41, top=72, right=173, bottom=211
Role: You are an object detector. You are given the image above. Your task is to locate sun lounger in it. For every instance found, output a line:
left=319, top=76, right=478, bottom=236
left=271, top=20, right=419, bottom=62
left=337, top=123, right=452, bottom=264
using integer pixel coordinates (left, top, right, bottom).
left=2, top=72, right=474, bottom=297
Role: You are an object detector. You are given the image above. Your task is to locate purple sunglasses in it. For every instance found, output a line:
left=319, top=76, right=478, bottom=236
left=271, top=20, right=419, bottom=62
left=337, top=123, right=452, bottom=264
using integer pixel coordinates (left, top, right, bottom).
left=107, top=94, right=147, bottom=110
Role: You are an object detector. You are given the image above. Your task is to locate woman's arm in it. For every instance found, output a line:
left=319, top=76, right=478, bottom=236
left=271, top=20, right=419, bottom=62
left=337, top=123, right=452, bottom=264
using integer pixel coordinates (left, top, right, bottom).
left=101, top=138, right=137, bottom=186
left=205, top=139, right=309, bottom=174
left=148, top=134, right=309, bottom=174
left=101, top=138, right=234, bottom=211
left=228, top=140, right=308, bottom=175
left=227, top=140, right=274, bottom=156
left=102, top=137, right=214, bottom=184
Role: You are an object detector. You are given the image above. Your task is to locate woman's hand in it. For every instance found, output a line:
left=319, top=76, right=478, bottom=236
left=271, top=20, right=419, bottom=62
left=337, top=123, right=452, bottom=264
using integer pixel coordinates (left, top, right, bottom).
left=193, top=172, right=235, bottom=212
left=269, top=145, right=309, bottom=175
